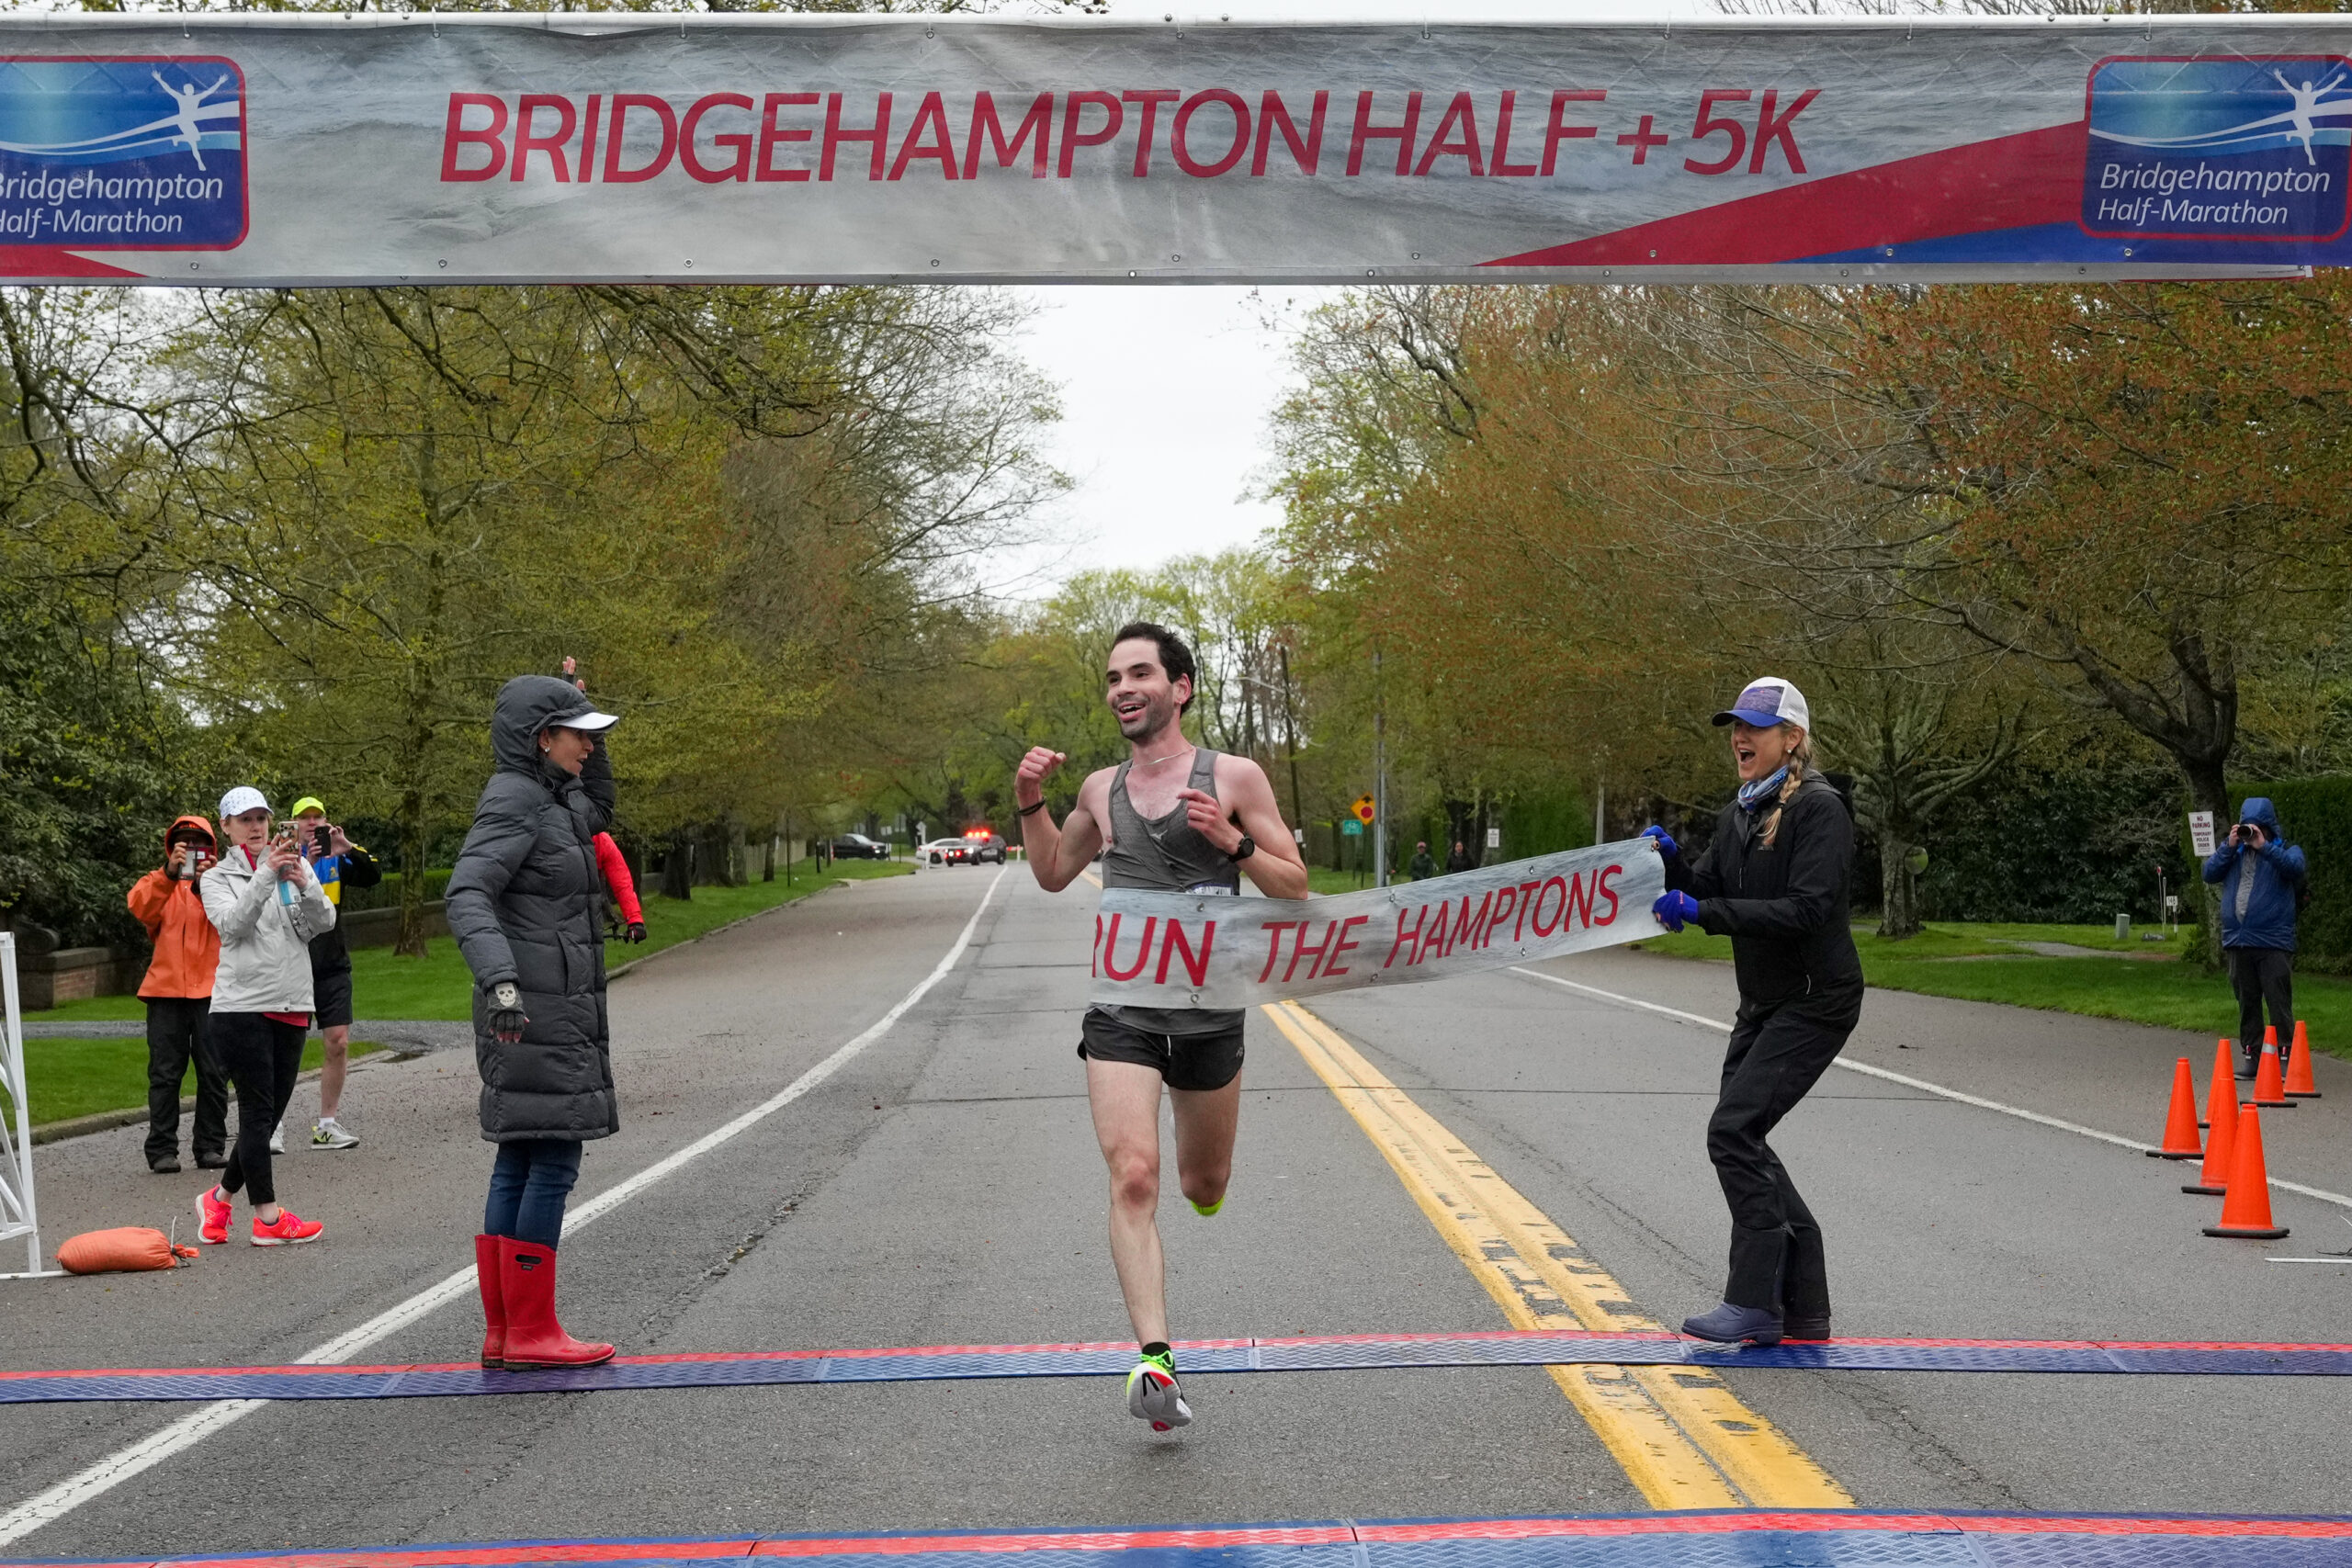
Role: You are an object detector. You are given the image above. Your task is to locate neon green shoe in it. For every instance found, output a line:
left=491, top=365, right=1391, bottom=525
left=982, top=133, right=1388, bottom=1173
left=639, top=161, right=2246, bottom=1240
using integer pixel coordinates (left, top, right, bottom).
left=1125, top=1345, right=1192, bottom=1431
left=1190, top=1196, right=1223, bottom=1218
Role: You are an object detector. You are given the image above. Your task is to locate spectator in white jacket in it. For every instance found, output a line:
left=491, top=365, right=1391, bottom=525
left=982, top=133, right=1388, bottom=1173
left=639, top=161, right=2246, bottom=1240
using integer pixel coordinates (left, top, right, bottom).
left=193, top=786, right=335, bottom=1247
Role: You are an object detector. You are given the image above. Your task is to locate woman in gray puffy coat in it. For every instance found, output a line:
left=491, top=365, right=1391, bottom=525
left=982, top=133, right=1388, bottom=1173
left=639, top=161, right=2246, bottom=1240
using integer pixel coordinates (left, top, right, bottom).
left=445, top=674, right=622, bottom=1370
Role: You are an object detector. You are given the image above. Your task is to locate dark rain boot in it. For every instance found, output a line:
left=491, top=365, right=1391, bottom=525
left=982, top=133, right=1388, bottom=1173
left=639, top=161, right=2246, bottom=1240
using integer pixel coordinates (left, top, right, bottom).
left=1687, top=1224, right=1788, bottom=1345
left=1781, top=1223, right=1831, bottom=1342
left=496, top=1237, right=615, bottom=1370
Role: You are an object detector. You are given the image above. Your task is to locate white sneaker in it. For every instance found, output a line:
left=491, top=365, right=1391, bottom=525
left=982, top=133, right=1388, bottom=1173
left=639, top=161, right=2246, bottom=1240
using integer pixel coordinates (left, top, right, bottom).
left=311, top=1117, right=358, bottom=1151
left=268, top=1121, right=286, bottom=1155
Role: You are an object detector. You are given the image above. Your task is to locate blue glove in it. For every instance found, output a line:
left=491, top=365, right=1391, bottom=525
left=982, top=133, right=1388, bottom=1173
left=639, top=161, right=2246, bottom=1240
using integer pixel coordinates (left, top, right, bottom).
left=1652, top=891, right=1701, bottom=933
left=1641, top=825, right=1679, bottom=860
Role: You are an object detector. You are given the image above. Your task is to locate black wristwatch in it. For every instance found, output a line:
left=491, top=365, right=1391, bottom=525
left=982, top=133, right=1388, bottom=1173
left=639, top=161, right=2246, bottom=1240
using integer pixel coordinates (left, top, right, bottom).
left=1226, top=833, right=1256, bottom=863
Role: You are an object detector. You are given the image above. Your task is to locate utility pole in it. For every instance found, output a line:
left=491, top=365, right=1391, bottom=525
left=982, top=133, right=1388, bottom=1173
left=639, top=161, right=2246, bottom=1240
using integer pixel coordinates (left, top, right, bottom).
left=1373, top=645, right=1389, bottom=889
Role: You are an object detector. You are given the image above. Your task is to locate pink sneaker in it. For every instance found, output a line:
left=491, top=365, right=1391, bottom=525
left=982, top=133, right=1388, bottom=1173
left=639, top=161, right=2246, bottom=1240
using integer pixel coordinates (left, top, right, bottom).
left=249, top=1209, right=323, bottom=1247
left=195, top=1185, right=231, bottom=1246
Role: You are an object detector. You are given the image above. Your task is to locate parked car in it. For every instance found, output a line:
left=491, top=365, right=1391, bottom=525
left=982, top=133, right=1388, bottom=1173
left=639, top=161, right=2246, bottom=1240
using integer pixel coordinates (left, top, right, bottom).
left=830, top=832, right=893, bottom=861
left=962, top=829, right=1007, bottom=865
left=922, top=838, right=969, bottom=866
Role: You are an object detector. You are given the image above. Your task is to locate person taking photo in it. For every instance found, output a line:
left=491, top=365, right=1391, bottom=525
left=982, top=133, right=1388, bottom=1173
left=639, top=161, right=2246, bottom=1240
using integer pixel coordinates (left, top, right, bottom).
left=193, top=787, right=334, bottom=1247
left=1645, top=678, right=1861, bottom=1348
left=127, top=816, right=228, bottom=1175
left=446, top=675, right=623, bottom=1371
left=288, top=795, right=380, bottom=1149
left=2202, top=797, right=2308, bottom=1079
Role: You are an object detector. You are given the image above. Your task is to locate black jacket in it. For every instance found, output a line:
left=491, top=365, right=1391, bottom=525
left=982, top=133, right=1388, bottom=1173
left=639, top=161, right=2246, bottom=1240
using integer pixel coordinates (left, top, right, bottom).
left=446, top=676, right=618, bottom=1143
left=1667, top=773, right=1862, bottom=1009
left=304, top=843, right=382, bottom=976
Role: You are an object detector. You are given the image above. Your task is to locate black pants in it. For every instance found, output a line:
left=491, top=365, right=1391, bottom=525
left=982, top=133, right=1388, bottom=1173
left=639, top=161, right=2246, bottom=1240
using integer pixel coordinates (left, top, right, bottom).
left=1708, top=989, right=1861, bottom=1314
left=211, top=1013, right=306, bottom=1207
left=2226, top=947, right=2294, bottom=1063
left=144, top=998, right=228, bottom=1164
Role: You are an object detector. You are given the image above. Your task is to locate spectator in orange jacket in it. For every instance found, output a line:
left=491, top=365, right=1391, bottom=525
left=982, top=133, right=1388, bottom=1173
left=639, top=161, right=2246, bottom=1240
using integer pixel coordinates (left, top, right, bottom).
left=593, top=832, right=646, bottom=943
left=127, top=815, right=230, bottom=1175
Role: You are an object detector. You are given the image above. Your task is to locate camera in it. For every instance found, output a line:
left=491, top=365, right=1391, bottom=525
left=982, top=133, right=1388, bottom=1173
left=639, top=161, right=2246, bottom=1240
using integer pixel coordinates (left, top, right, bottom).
left=2238, top=822, right=2264, bottom=841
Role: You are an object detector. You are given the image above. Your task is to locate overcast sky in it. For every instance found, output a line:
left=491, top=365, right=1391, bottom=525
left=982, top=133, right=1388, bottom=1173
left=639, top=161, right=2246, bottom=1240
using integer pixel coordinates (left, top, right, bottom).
left=1003, top=0, right=1702, bottom=588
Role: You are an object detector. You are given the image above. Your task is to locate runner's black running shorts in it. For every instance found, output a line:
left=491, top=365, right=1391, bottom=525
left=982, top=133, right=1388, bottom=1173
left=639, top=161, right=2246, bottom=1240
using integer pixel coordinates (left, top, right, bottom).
left=1079, top=1008, right=1245, bottom=1091
left=311, top=968, right=355, bottom=1031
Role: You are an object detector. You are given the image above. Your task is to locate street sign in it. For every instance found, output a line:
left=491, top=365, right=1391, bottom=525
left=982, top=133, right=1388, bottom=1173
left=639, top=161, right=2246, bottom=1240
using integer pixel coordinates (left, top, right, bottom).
left=1486, top=827, right=1501, bottom=850
left=2189, top=811, right=2216, bottom=858
left=1352, top=796, right=1376, bottom=825
left=1341, top=818, right=1364, bottom=837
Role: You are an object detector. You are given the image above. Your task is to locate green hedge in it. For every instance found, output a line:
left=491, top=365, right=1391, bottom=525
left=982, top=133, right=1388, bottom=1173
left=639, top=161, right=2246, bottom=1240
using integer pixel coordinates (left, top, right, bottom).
left=339, top=867, right=453, bottom=913
left=2222, top=779, right=2351, bottom=976
left=1499, top=788, right=1595, bottom=859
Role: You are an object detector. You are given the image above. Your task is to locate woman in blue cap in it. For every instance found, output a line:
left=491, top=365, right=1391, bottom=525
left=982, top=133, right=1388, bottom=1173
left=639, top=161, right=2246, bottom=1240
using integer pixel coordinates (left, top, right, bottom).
left=1644, top=677, right=1861, bottom=1346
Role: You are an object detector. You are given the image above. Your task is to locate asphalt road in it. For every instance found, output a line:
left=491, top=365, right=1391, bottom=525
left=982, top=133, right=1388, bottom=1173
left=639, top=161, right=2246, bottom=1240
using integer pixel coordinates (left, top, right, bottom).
left=5, top=866, right=2348, bottom=1559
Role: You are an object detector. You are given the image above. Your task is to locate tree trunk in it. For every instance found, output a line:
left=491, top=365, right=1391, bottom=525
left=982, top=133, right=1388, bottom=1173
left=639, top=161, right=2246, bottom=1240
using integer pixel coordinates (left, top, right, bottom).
left=1877, top=829, right=1920, bottom=940
left=661, top=829, right=695, bottom=900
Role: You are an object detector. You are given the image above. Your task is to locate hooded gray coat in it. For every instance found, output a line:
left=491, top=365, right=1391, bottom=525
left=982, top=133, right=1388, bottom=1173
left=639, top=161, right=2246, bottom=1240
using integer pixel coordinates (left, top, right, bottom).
left=447, top=675, right=619, bottom=1142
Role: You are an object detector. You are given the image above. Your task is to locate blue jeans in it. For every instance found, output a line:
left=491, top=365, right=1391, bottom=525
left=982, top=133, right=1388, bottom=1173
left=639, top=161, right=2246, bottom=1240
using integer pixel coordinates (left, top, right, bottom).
left=485, top=1139, right=582, bottom=1250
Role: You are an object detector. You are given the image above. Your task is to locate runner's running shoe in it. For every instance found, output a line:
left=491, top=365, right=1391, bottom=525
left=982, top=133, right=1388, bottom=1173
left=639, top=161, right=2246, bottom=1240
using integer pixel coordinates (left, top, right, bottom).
left=251, top=1209, right=323, bottom=1247
left=195, top=1185, right=231, bottom=1246
left=1125, top=1346, right=1192, bottom=1431
left=268, top=1121, right=287, bottom=1155
left=311, top=1117, right=358, bottom=1150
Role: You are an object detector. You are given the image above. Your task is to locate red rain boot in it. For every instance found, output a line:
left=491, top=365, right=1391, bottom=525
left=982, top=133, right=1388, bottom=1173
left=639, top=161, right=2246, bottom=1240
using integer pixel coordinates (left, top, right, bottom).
left=474, top=1235, right=506, bottom=1370
left=496, top=1236, right=615, bottom=1370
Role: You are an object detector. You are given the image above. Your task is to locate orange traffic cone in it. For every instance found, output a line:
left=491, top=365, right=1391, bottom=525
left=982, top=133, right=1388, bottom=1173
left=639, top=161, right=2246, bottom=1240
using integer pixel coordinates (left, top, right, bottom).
left=2146, top=1057, right=2202, bottom=1160
left=2183, top=1075, right=2237, bottom=1196
left=2200, top=1038, right=2231, bottom=1129
left=2285, top=1021, right=2321, bottom=1100
left=2202, top=1105, right=2288, bottom=1239
left=2254, top=1034, right=2294, bottom=1110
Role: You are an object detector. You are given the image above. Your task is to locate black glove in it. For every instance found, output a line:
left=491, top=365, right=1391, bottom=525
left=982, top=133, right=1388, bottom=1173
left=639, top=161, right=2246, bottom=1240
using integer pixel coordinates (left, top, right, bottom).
left=489, top=982, right=528, bottom=1044
left=625, top=921, right=647, bottom=944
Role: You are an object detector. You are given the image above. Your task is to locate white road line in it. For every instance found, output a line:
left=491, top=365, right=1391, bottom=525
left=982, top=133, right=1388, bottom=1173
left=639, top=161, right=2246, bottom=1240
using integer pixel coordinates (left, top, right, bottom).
left=1507, top=964, right=2352, bottom=1214
left=0, top=869, right=1006, bottom=1550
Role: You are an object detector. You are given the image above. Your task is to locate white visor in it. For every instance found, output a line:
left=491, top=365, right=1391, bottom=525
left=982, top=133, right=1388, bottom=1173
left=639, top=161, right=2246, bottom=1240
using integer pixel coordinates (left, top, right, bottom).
left=552, top=709, right=620, bottom=732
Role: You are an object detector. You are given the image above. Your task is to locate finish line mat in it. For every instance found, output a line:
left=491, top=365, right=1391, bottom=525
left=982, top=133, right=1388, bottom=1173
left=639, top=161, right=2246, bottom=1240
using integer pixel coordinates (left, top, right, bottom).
left=17, top=1512, right=2352, bottom=1568
left=6, top=1329, right=2350, bottom=1404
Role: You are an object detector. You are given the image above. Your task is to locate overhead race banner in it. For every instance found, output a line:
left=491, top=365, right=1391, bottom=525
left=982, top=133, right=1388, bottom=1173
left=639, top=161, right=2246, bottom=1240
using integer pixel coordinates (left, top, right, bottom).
left=1, top=15, right=2347, bottom=287
left=1088, top=840, right=1665, bottom=1013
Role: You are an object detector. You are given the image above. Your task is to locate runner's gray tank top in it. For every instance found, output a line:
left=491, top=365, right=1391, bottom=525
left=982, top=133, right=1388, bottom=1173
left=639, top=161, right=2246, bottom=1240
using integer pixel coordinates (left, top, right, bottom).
left=1098, top=746, right=1242, bottom=1037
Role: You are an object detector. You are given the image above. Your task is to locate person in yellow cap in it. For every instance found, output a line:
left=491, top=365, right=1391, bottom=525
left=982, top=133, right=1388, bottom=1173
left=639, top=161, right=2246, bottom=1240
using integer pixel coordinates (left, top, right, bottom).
left=289, top=795, right=380, bottom=1150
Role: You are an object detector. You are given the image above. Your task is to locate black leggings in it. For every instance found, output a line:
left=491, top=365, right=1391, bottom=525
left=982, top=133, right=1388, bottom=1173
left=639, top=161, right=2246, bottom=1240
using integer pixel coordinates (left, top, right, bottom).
left=1708, top=990, right=1861, bottom=1314
left=212, top=1013, right=306, bottom=1207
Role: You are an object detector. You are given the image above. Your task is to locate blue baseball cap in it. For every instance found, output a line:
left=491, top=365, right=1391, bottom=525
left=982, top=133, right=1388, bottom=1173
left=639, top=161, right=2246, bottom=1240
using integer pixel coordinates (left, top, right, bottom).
left=1713, top=678, right=1810, bottom=731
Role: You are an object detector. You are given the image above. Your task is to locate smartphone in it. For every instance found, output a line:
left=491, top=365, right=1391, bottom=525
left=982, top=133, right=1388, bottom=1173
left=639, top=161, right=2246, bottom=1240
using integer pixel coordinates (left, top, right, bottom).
left=314, top=825, right=333, bottom=853
left=181, top=845, right=198, bottom=877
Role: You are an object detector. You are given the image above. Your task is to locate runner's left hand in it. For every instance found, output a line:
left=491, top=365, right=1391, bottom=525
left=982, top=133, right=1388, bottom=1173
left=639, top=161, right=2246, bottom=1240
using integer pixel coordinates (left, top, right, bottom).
left=1178, top=788, right=1240, bottom=854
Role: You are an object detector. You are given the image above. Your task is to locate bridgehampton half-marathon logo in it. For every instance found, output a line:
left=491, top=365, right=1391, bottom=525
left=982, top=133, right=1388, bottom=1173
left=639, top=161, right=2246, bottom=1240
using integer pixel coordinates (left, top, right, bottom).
left=2083, top=55, right=2352, bottom=242
left=0, top=56, right=246, bottom=249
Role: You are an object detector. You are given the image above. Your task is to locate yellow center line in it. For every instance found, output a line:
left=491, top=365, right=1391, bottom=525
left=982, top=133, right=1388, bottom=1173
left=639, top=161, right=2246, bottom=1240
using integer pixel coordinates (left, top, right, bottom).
left=1264, top=998, right=1852, bottom=1511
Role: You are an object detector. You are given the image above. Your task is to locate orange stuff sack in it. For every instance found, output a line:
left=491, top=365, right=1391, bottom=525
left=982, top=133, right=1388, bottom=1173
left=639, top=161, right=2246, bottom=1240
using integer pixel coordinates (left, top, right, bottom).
left=56, top=1226, right=198, bottom=1274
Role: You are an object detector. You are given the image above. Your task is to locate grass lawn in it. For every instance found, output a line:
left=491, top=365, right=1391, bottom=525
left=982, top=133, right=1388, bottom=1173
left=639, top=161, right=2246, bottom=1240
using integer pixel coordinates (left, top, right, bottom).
left=26, top=1036, right=385, bottom=1127
left=1630, top=921, right=2352, bottom=1058
left=23, top=859, right=913, bottom=1027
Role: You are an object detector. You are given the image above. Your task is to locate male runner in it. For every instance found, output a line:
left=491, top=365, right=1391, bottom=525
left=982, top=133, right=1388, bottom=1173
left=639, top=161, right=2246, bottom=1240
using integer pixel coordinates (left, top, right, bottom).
left=1016, top=621, right=1307, bottom=1432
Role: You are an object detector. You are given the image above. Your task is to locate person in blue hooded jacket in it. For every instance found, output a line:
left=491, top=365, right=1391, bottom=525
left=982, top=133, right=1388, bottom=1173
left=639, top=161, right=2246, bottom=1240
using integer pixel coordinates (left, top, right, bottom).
left=2201, top=796, right=2307, bottom=1079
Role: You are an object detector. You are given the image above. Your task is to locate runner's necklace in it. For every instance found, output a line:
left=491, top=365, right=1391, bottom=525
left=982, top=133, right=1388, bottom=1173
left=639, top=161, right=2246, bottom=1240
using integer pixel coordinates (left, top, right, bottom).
left=1136, top=744, right=1191, bottom=767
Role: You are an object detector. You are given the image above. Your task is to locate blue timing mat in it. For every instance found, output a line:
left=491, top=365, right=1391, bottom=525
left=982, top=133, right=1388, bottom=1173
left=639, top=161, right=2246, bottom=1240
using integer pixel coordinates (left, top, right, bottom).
left=13, top=1510, right=2352, bottom=1568
left=4, top=1330, right=2349, bottom=1404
